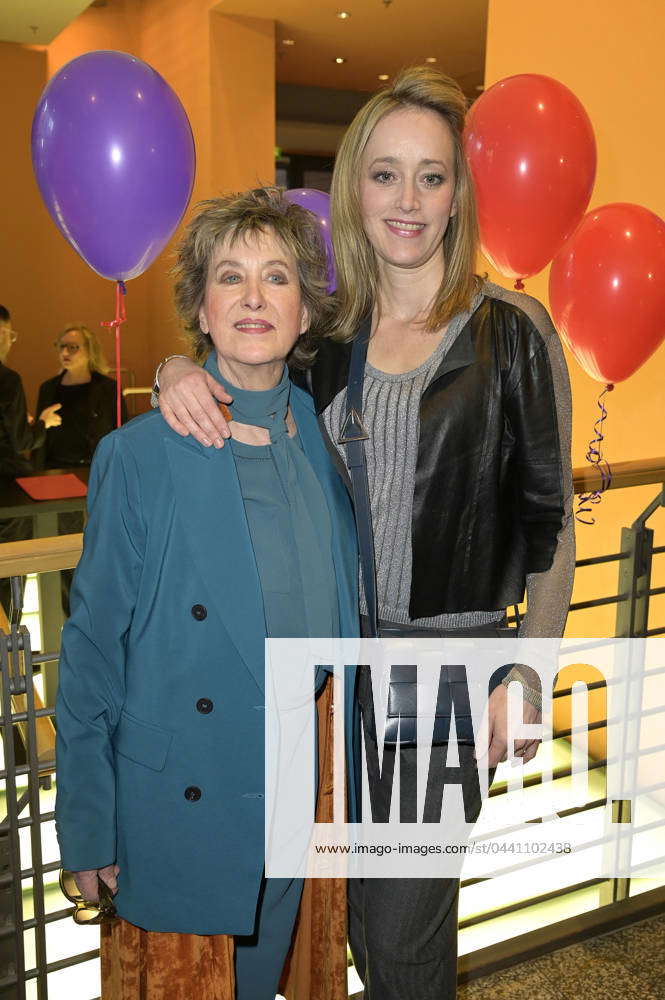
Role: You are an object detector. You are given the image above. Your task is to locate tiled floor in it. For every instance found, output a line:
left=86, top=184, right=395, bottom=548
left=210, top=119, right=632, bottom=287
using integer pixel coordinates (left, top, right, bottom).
left=458, top=913, right=665, bottom=1000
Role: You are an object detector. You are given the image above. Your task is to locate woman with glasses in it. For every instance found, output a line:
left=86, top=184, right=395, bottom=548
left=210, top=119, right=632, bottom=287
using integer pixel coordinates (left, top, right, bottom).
left=33, top=324, right=127, bottom=614
left=33, top=323, right=126, bottom=472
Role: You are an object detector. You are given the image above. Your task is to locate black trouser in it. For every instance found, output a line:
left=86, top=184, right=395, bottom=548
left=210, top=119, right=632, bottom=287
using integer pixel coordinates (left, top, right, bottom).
left=349, top=617, right=503, bottom=1000
left=0, top=516, right=32, bottom=621
left=56, top=511, right=84, bottom=617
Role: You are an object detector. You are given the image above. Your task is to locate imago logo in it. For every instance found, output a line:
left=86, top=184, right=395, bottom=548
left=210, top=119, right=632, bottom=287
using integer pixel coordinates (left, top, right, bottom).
left=264, top=638, right=661, bottom=880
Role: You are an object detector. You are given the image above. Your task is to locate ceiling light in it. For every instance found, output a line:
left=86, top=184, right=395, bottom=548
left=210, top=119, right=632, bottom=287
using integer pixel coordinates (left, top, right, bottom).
left=337, top=10, right=351, bottom=18
left=425, top=56, right=437, bottom=63
left=378, top=74, right=389, bottom=81
left=334, top=56, right=347, bottom=64
left=282, top=38, right=295, bottom=46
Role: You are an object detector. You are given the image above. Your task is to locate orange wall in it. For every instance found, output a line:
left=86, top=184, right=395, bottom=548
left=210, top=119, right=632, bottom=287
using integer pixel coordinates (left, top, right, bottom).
left=139, top=5, right=276, bottom=362
left=1, top=0, right=275, bottom=413
left=47, top=0, right=140, bottom=74
left=209, top=14, right=276, bottom=195
left=484, top=0, right=665, bottom=640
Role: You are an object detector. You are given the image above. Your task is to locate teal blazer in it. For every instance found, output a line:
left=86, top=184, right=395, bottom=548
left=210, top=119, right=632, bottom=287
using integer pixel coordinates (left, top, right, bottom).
left=55, top=381, right=359, bottom=935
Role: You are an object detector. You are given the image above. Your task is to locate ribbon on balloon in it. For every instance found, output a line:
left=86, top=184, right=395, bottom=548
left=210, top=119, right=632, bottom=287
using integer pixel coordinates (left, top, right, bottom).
left=575, top=384, right=613, bottom=525
left=100, top=281, right=127, bottom=428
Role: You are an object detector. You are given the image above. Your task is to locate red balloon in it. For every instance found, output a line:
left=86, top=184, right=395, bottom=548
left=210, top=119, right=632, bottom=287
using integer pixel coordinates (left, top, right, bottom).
left=464, top=74, right=596, bottom=280
left=549, top=203, right=665, bottom=384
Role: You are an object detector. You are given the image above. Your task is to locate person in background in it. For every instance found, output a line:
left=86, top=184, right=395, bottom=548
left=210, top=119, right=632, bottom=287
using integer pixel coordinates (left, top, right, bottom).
left=152, top=67, right=574, bottom=1000
left=0, top=304, right=61, bottom=617
left=33, top=323, right=127, bottom=615
left=33, top=323, right=126, bottom=471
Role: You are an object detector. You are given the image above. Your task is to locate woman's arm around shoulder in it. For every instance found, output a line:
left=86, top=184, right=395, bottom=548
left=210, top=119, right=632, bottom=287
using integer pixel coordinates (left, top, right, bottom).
left=155, top=356, right=232, bottom=448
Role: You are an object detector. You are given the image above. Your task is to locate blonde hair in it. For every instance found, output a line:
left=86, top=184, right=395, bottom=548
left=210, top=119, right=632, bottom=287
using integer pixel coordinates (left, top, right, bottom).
left=173, top=187, right=331, bottom=368
left=329, top=66, right=481, bottom=340
left=57, top=324, right=109, bottom=374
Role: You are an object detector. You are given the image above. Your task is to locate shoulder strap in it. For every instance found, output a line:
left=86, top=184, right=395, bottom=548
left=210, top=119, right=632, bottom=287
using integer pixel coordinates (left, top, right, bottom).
left=339, top=327, right=378, bottom=637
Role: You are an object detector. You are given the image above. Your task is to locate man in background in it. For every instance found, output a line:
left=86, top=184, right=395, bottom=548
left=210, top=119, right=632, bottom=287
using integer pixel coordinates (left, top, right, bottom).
left=0, top=304, right=61, bottom=617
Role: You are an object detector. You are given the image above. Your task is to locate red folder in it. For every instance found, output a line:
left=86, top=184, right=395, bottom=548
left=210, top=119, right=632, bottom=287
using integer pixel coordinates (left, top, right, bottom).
left=16, top=474, right=88, bottom=501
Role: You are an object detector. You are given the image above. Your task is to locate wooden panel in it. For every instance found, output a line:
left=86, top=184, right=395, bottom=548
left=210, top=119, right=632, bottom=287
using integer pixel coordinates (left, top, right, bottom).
left=573, top=457, right=665, bottom=495
left=0, top=533, right=82, bottom=578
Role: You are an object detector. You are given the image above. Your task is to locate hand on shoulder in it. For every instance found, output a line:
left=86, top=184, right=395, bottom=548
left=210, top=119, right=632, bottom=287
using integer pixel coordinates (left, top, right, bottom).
left=157, top=356, right=232, bottom=448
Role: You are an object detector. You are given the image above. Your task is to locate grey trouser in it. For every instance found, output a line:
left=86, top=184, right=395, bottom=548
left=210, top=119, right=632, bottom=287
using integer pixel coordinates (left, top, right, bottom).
left=349, top=618, right=503, bottom=1000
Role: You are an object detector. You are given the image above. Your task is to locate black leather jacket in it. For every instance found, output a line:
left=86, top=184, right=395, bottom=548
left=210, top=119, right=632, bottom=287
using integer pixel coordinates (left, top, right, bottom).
left=0, top=362, right=45, bottom=479
left=306, top=294, right=568, bottom=618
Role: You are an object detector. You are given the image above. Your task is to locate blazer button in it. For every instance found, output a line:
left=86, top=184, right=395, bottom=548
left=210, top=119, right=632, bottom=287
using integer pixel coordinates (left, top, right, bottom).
left=196, top=698, right=213, bottom=714
left=191, top=604, right=207, bottom=621
left=184, top=786, right=201, bottom=802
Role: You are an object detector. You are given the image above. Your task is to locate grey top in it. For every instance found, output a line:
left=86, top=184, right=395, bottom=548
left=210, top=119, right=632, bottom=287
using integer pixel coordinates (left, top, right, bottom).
left=322, top=281, right=575, bottom=639
left=229, top=433, right=340, bottom=641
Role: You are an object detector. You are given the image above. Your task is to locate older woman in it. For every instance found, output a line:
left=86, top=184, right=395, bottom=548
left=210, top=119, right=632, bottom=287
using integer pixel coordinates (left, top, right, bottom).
left=55, top=188, right=358, bottom=1000
left=154, top=67, right=574, bottom=1000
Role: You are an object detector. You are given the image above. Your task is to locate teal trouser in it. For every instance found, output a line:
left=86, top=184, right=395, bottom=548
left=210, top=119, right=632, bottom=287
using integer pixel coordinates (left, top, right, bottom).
left=234, top=876, right=303, bottom=1000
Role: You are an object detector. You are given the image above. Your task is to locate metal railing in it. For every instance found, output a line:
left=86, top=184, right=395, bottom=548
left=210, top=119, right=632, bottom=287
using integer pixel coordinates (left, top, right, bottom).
left=2, top=458, right=665, bottom=997
left=459, top=463, right=665, bottom=982
left=1, top=583, right=59, bottom=999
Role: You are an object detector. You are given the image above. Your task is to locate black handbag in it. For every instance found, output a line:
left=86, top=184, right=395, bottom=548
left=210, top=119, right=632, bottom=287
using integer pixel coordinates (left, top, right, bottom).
left=341, top=331, right=511, bottom=748
left=384, top=663, right=475, bottom=747
left=382, top=659, right=513, bottom=747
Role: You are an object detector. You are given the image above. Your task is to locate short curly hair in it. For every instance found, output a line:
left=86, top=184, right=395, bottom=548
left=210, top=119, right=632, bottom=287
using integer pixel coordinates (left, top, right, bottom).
left=173, top=187, right=331, bottom=368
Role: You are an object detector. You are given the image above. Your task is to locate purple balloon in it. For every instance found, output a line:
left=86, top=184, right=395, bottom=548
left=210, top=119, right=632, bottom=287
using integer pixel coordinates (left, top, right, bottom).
left=284, top=188, right=336, bottom=294
left=31, top=50, right=195, bottom=281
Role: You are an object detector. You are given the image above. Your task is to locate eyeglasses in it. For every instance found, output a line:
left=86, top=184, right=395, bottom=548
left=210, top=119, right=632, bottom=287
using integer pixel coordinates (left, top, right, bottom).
left=55, top=342, right=81, bottom=354
left=59, top=868, right=117, bottom=925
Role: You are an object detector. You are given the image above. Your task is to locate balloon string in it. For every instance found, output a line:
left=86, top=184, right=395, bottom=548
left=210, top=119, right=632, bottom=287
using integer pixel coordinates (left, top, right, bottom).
left=576, top=383, right=614, bottom=525
left=101, top=281, right=127, bottom=428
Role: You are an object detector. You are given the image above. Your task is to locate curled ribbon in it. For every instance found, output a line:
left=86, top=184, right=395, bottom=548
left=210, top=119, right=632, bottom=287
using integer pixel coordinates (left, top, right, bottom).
left=576, top=383, right=614, bottom=525
left=101, top=280, right=127, bottom=428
